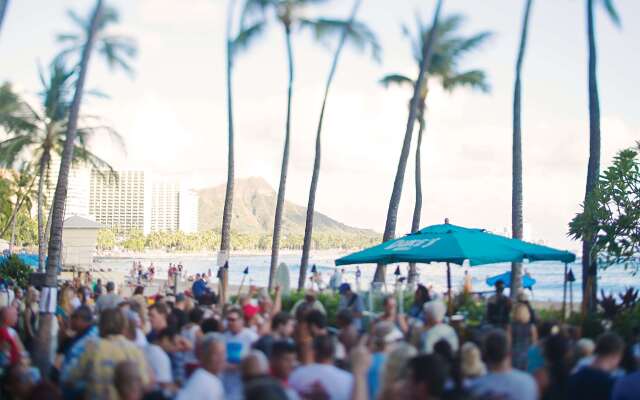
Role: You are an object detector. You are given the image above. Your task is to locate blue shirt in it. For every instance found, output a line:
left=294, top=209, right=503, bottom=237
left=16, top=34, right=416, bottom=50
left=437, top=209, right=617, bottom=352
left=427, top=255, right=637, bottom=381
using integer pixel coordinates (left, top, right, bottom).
left=613, top=371, right=640, bottom=400
left=368, top=352, right=386, bottom=400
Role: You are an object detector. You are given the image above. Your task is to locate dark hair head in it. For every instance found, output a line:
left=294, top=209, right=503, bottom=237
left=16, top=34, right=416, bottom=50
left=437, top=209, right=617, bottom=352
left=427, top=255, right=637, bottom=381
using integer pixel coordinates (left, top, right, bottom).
left=433, top=339, right=454, bottom=365
left=99, top=308, right=126, bottom=336
left=133, top=286, right=144, bottom=295
left=415, top=284, right=430, bottom=304
left=157, top=326, right=179, bottom=342
left=595, top=332, right=625, bottom=357
left=483, top=329, right=510, bottom=365
left=408, top=354, right=448, bottom=397
left=544, top=334, right=570, bottom=364
left=312, top=335, right=335, bottom=362
left=305, top=310, right=327, bottom=330
left=106, top=281, right=115, bottom=292
left=336, top=309, right=353, bottom=326
left=201, top=317, right=221, bottom=333
left=271, top=312, right=292, bottom=330
left=71, top=305, right=94, bottom=323
left=244, top=377, right=288, bottom=400
left=189, top=307, right=205, bottom=324
left=271, top=340, right=297, bottom=359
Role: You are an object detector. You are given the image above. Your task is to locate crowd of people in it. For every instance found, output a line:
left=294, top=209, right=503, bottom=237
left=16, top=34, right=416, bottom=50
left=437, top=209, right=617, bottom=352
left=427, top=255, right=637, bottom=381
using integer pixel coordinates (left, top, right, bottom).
left=0, top=273, right=638, bottom=400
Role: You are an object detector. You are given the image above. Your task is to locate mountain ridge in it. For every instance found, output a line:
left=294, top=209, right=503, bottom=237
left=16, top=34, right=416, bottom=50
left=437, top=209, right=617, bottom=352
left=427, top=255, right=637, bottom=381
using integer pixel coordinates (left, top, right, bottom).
left=198, top=177, right=377, bottom=236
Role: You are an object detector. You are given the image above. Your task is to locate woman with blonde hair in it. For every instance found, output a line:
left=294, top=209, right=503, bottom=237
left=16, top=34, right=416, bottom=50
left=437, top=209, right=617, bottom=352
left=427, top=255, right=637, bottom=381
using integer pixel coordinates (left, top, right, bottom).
left=508, top=301, right=537, bottom=370
left=22, top=286, right=39, bottom=352
left=377, top=342, right=418, bottom=400
left=460, top=342, right=486, bottom=380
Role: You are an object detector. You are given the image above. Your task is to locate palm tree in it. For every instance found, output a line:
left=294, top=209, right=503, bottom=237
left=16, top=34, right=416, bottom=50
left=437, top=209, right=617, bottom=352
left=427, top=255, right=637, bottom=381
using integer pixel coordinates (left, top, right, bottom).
left=2, top=164, right=37, bottom=251
left=0, top=61, right=124, bottom=272
left=380, top=16, right=490, bottom=284
left=298, top=0, right=380, bottom=290
left=375, top=0, right=444, bottom=283
left=510, top=0, right=534, bottom=299
left=34, top=0, right=136, bottom=374
left=0, top=0, right=9, bottom=37
left=241, top=0, right=373, bottom=289
left=582, top=0, right=620, bottom=313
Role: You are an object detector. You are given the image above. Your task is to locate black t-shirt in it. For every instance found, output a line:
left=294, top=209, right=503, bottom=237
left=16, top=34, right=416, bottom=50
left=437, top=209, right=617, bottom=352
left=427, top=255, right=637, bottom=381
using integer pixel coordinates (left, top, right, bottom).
left=567, top=367, right=616, bottom=400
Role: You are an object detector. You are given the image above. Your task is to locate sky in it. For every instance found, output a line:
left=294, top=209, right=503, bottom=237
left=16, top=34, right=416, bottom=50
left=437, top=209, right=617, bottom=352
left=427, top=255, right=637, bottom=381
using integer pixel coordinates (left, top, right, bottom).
left=1, top=0, right=638, bottom=252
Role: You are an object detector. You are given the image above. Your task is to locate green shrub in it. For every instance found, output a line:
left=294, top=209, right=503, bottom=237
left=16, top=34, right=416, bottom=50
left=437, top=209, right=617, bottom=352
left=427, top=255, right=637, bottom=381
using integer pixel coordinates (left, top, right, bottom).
left=611, top=304, right=640, bottom=342
left=0, top=255, right=32, bottom=288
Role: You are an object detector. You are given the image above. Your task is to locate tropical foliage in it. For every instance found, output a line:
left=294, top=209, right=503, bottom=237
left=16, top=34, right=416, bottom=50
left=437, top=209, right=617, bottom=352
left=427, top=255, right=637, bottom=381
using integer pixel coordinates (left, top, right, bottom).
left=0, top=254, right=32, bottom=289
left=570, top=144, right=640, bottom=274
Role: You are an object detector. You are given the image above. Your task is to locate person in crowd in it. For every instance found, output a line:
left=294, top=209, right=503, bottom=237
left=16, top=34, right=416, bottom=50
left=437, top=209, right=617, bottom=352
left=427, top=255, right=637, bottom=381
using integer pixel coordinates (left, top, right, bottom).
left=291, top=291, right=326, bottom=318
left=0, top=305, right=25, bottom=373
left=338, top=283, right=364, bottom=331
left=254, top=311, right=294, bottom=357
left=113, top=361, right=146, bottom=400
left=408, top=284, right=431, bottom=320
left=537, top=333, right=571, bottom=400
left=171, top=293, right=189, bottom=330
left=516, top=290, right=537, bottom=324
left=181, top=306, right=204, bottom=350
left=154, top=326, right=192, bottom=386
left=567, top=332, right=625, bottom=400
left=191, top=274, right=210, bottom=302
left=60, top=305, right=100, bottom=396
left=612, top=368, right=640, bottom=400
left=471, top=329, right=538, bottom=400
left=147, top=302, right=170, bottom=343
left=1, top=363, right=37, bottom=399
left=95, top=281, right=123, bottom=314
left=375, top=294, right=409, bottom=336
left=289, top=335, right=353, bottom=400
left=508, top=301, right=537, bottom=370
left=336, top=309, right=359, bottom=358
left=224, top=307, right=259, bottom=365
left=378, top=342, right=417, bottom=400
left=65, top=308, right=149, bottom=400
left=486, top=280, right=511, bottom=327
left=572, top=337, right=596, bottom=371
left=269, top=340, right=298, bottom=398
left=421, top=300, right=459, bottom=354
left=177, top=332, right=226, bottom=400
left=202, top=317, right=222, bottom=334
left=131, top=286, right=149, bottom=331
left=57, top=285, right=78, bottom=341
left=241, top=349, right=269, bottom=382
left=368, top=321, right=397, bottom=400
left=406, top=354, right=448, bottom=400
left=459, top=342, right=486, bottom=383
left=20, top=287, right=38, bottom=353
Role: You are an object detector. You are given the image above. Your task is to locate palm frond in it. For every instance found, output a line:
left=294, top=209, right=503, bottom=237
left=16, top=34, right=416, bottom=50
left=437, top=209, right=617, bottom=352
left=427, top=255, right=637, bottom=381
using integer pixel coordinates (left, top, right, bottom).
left=601, top=0, right=621, bottom=27
left=300, top=17, right=381, bottom=61
left=379, top=74, right=414, bottom=89
left=66, top=9, right=88, bottom=31
left=0, top=135, right=36, bottom=168
left=232, top=21, right=266, bottom=55
left=441, top=70, right=490, bottom=93
left=77, top=125, right=126, bottom=154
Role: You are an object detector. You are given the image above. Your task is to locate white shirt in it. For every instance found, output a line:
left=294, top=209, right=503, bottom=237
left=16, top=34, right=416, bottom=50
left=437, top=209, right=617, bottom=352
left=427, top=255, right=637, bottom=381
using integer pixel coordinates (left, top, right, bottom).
left=143, top=344, right=172, bottom=384
left=422, top=323, right=459, bottom=354
left=289, top=363, right=353, bottom=400
left=177, top=368, right=225, bottom=400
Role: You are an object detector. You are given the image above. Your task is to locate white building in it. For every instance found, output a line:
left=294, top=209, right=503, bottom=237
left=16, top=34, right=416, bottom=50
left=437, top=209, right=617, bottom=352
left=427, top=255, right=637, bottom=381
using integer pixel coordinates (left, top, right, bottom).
left=88, top=170, right=198, bottom=234
left=45, top=159, right=91, bottom=218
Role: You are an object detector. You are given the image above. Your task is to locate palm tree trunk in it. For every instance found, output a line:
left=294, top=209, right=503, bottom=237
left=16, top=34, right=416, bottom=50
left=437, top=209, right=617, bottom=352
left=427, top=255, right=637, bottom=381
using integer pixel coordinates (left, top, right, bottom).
left=0, top=0, right=9, bottom=36
left=510, top=0, right=533, bottom=299
left=268, top=23, right=294, bottom=290
left=219, top=0, right=236, bottom=302
left=37, top=154, right=49, bottom=272
left=299, top=0, right=363, bottom=291
left=35, top=0, right=104, bottom=376
left=408, top=112, right=426, bottom=284
left=582, top=0, right=600, bottom=313
left=375, top=0, right=444, bottom=283
left=9, top=205, right=17, bottom=251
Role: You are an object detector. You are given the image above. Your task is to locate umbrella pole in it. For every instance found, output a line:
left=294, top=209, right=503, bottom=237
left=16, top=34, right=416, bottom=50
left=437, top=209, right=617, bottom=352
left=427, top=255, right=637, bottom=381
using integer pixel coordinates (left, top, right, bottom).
left=569, top=280, right=573, bottom=318
left=562, top=263, right=568, bottom=321
left=446, top=262, right=452, bottom=316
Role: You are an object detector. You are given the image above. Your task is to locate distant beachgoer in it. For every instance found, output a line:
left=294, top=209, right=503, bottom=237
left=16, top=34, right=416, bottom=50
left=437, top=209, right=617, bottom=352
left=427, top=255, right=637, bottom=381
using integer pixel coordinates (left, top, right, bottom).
left=509, top=302, right=537, bottom=370
left=463, top=270, right=473, bottom=294
left=338, top=284, right=364, bottom=331
left=486, top=280, right=511, bottom=327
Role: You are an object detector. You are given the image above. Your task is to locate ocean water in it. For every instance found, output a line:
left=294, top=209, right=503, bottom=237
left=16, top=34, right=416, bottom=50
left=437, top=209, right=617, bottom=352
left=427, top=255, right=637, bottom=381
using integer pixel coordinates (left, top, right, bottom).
left=94, top=252, right=638, bottom=302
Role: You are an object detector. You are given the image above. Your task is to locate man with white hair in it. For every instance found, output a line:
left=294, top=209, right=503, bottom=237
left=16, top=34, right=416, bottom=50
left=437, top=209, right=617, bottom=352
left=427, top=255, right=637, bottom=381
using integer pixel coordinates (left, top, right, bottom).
left=177, top=332, right=226, bottom=400
left=421, top=300, right=459, bottom=354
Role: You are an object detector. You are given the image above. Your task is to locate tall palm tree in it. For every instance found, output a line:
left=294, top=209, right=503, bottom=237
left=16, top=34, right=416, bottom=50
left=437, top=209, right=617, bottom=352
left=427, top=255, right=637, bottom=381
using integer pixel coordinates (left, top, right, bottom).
left=0, top=0, right=9, bottom=37
left=380, top=15, right=490, bottom=284
left=34, top=0, right=136, bottom=374
left=582, top=0, right=620, bottom=312
left=3, top=163, right=36, bottom=251
left=511, top=0, right=534, bottom=298
left=375, top=0, right=444, bottom=283
left=0, top=61, right=124, bottom=272
left=298, top=0, right=380, bottom=290
left=241, top=0, right=372, bottom=289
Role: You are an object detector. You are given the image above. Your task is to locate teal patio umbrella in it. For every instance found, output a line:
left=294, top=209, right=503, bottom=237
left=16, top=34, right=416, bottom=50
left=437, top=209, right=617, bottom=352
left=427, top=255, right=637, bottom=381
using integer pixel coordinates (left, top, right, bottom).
left=335, top=222, right=575, bottom=307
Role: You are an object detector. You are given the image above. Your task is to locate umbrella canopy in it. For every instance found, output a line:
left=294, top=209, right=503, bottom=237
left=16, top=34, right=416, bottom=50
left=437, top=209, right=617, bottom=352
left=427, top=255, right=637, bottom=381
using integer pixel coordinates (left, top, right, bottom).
left=335, top=223, right=575, bottom=266
left=486, top=271, right=536, bottom=289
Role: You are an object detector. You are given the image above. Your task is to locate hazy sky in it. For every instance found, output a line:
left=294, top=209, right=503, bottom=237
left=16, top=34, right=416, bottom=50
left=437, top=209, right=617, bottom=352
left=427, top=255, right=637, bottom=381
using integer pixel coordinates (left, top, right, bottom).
left=1, top=0, right=638, bottom=252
